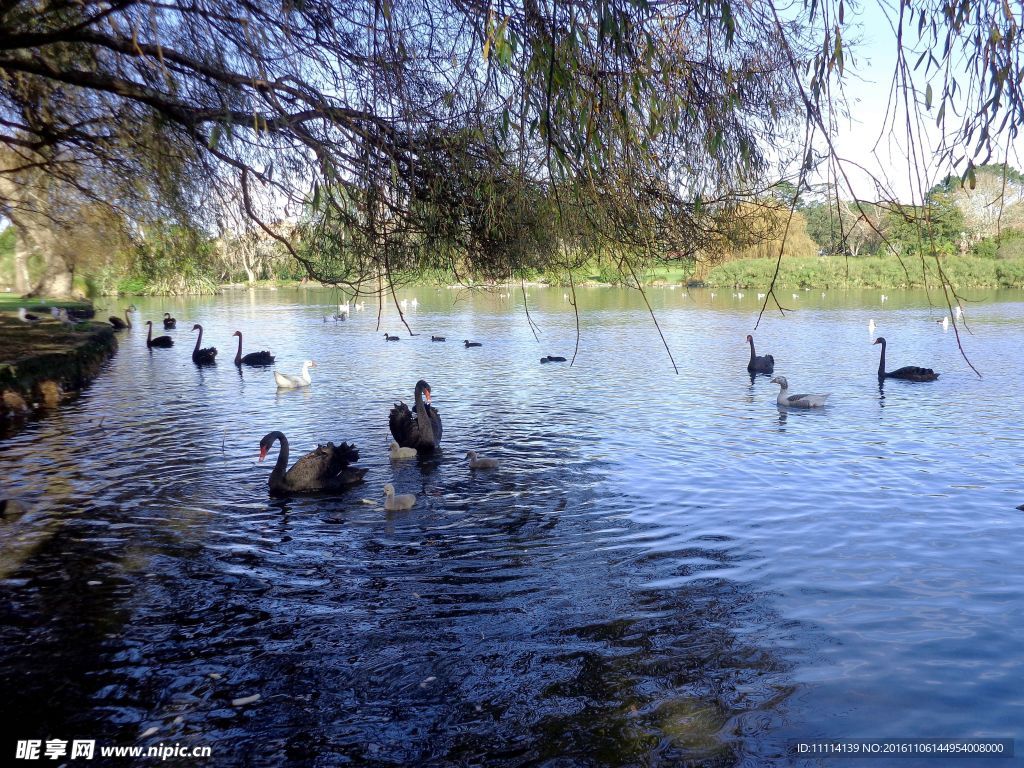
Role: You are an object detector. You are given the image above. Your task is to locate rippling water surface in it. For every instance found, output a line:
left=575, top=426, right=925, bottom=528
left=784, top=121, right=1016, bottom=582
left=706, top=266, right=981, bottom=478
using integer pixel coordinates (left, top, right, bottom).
left=1, top=287, right=1022, bottom=766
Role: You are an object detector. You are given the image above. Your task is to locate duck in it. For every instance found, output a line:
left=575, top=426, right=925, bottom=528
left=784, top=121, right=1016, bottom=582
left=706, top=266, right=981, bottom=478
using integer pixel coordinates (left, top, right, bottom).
left=17, top=308, right=40, bottom=324
left=868, top=318, right=876, bottom=335
left=873, top=337, right=939, bottom=381
left=384, top=333, right=400, bottom=341
left=746, top=335, right=775, bottom=374
left=109, top=308, right=131, bottom=329
left=145, top=320, right=174, bottom=348
left=191, top=324, right=217, bottom=365
left=431, top=336, right=446, bottom=342
left=389, top=379, right=442, bottom=452
left=464, top=340, right=482, bottom=347
left=466, top=450, right=498, bottom=469
left=954, top=305, right=963, bottom=320
left=940, top=316, right=949, bottom=331
left=274, top=360, right=315, bottom=388
left=771, top=376, right=830, bottom=408
left=258, top=432, right=367, bottom=496
left=383, top=483, right=416, bottom=511
left=880, top=294, right=888, bottom=302
left=163, top=312, right=177, bottom=330
left=232, top=331, right=274, bottom=366
left=389, top=441, right=418, bottom=460
left=540, top=355, right=567, bottom=363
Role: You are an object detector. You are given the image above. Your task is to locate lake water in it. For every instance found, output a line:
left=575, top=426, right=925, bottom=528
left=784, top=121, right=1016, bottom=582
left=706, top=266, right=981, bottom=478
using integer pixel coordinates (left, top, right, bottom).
left=1, top=286, right=1022, bottom=766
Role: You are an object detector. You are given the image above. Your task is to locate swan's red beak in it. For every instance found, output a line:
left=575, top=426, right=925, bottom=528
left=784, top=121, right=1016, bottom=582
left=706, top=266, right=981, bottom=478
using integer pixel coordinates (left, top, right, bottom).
left=424, top=389, right=432, bottom=404
left=258, top=446, right=268, bottom=462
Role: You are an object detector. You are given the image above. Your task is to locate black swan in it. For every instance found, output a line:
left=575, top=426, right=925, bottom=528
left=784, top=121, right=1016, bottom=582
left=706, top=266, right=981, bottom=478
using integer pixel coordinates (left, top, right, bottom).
left=541, top=355, right=566, bottom=363
left=384, top=333, right=400, bottom=341
left=65, top=307, right=94, bottom=321
left=232, top=331, right=274, bottom=366
left=874, top=337, right=938, bottom=381
left=191, top=324, right=218, bottom=365
left=145, top=320, right=174, bottom=348
left=431, top=336, right=446, bottom=342
left=163, top=312, right=177, bottom=329
left=389, top=379, right=442, bottom=452
left=109, top=309, right=131, bottom=329
left=464, top=340, right=482, bottom=347
left=258, top=431, right=367, bottom=496
left=746, top=335, right=774, bottom=373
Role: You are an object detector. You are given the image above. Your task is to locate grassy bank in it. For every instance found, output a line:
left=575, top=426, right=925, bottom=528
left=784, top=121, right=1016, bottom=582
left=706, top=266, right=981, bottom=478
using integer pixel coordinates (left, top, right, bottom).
left=703, top=255, right=1024, bottom=290
left=0, top=297, right=117, bottom=432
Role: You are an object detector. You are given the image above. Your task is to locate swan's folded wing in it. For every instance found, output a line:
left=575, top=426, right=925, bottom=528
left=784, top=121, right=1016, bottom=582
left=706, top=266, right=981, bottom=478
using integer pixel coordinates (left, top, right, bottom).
left=322, top=441, right=360, bottom=474
left=389, top=402, right=417, bottom=446
left=427, top=405, right=442, bottom=444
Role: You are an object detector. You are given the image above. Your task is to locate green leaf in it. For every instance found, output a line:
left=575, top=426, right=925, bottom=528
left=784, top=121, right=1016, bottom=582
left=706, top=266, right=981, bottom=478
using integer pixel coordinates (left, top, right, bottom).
left=208, top=124, right=222, bottom=150
left=925, top=83, right=933, bottom=109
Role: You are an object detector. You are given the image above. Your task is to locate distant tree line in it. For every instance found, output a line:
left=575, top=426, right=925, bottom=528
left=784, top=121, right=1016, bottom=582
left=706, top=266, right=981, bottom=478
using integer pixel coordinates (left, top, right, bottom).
left=0, top=1, right=1021, bottom=302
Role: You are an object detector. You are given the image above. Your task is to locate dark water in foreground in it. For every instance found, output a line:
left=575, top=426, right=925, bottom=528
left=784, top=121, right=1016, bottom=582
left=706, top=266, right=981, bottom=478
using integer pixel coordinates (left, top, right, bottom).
left=1, top=287, right=1022, bottom=766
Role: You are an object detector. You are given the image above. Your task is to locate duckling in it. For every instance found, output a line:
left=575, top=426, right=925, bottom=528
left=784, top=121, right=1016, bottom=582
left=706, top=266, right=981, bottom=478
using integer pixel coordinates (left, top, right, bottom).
left=464, top=340, right=482, bottom=347
left=384, top=333, right=400, bottom=341
left=389, top=441, right=418, bottom=460
left=466, top=450, right=499, bottom=469
left=431, top=335, right=446, bottom=342
left=540, top=355, right=567, bottom=363
left=383, top=483, right=416, bottom=511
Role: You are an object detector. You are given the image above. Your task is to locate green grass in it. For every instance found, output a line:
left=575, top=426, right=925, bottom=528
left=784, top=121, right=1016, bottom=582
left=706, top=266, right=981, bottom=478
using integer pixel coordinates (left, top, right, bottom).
left=703, top=255, right=1024, bottom=290
left=0, top=295, right=93, bottom=314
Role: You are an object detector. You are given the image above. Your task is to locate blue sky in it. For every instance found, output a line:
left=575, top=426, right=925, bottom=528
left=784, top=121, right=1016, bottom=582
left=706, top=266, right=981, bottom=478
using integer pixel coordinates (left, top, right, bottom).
left=822, top=0, right=1022, bottom=202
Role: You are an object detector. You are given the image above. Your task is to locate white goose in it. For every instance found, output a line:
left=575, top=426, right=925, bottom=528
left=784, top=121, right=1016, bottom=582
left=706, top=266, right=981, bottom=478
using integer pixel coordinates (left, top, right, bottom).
left=389, top=441, right=418, bottom=460
left=771, top=376, right=830, bottom=408
left=383, top=483, right=416, bottom=511
left=274, top=360, right=315, bottom=389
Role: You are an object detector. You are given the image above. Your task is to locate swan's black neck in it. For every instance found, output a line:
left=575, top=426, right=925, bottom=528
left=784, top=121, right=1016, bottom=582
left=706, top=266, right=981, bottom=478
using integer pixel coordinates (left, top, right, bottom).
left=146, top=322, right=152, bottom=343
left=234, top=333, right=243, bottom=364
left=125, top=309, right=131, bottom=329
left=193, top=326, right=203, bottom=353
left=414, top=383, right=434, bottom=444
left=748, top=337, right=756, bottom=364
left=877, top=339, right=887, bottom=377
left=266, top=431, right=289, bottom=486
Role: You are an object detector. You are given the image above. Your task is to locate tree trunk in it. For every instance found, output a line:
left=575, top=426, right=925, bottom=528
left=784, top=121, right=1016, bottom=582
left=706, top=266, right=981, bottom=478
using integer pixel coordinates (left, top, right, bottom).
left=9, top=215, right=75, bottom=298
left=27, top=256, right=74, bottom=297
left=13, top=238, right=30, bottom=293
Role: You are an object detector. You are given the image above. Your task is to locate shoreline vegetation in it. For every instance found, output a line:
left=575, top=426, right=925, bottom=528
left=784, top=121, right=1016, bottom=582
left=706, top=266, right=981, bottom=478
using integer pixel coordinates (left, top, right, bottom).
left=121, top=252, right=1024, bottom=294
left=0, top=306, right=118, bottom=431
left=6, top=250, right=1024, bottom=307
